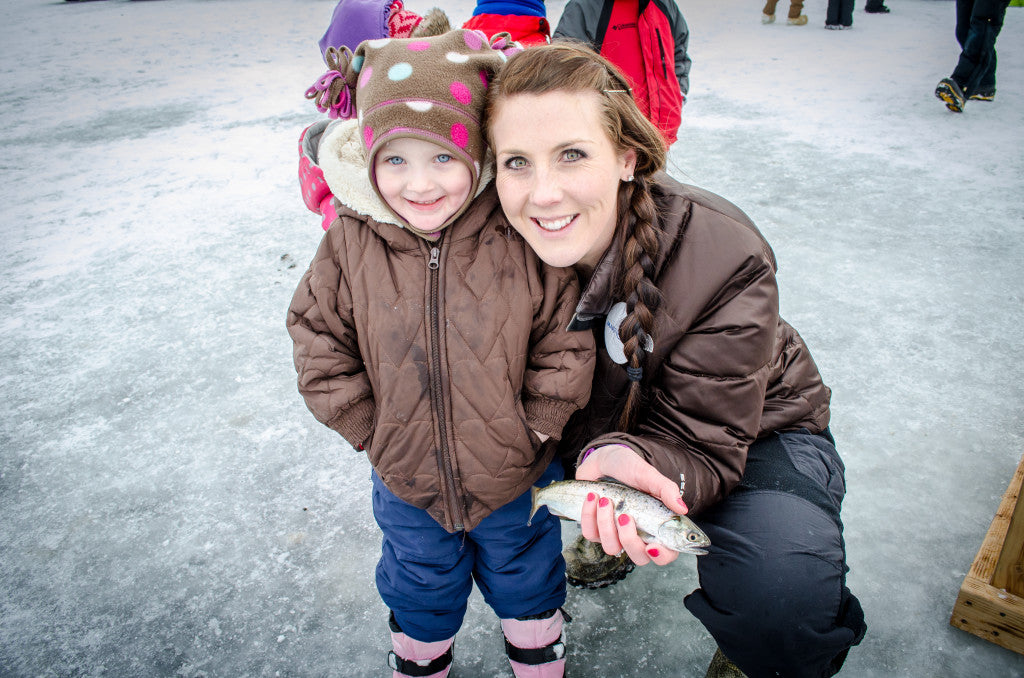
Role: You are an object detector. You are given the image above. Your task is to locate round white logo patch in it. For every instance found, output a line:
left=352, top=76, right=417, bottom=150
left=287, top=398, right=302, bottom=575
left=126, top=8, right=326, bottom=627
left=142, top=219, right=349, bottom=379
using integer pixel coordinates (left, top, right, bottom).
left=604, top=302, right=629, bottom=364
left=603, top=302, right=654, bottom=364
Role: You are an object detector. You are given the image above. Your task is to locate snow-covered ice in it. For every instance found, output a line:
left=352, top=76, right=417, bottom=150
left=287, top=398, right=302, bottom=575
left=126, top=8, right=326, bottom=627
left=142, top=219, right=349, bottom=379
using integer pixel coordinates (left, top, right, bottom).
left=1, top=0, right=1022, bottom=676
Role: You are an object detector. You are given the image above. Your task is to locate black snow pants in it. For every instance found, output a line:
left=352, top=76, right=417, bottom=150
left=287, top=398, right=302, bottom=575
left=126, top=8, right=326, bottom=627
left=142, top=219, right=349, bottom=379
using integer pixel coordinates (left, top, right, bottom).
left=685, top=429, right=867, bottom=678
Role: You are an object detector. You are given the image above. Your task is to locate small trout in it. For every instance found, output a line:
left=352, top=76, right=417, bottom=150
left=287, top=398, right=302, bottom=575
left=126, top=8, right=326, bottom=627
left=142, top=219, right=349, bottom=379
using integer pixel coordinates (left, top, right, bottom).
left=529, top=479, right=711, bottom=555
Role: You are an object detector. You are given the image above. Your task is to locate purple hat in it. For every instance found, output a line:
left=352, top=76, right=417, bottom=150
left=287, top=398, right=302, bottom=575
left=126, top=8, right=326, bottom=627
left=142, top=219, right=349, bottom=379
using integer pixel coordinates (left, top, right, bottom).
left=317, top=0, right=391, bottom=60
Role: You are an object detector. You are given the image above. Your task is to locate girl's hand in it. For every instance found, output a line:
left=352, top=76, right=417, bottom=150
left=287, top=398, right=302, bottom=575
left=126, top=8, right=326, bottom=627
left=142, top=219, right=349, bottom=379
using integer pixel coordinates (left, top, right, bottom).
left=575, top=444, right=688, bottom=567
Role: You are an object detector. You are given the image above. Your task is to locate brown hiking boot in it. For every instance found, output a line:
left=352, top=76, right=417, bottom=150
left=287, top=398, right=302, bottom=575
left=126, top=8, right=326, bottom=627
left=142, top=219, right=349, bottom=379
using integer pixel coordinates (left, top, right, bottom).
left=563, top=534, right=635, bottom=589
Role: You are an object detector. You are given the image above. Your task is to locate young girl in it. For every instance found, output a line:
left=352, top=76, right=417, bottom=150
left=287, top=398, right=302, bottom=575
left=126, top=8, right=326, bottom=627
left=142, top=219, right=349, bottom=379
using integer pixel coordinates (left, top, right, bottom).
left=288, top=30, right=595, bottom=678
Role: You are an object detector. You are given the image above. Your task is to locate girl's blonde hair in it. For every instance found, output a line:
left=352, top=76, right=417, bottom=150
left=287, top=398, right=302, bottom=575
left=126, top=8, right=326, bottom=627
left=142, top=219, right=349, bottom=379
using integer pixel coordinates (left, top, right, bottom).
left=485, top=41, right=668, bottom=431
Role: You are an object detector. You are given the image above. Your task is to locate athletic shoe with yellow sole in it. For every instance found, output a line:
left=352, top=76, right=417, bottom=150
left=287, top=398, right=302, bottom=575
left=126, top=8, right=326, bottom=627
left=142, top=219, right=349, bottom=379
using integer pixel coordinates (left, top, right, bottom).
left=935, top=77, right=965, bottom=112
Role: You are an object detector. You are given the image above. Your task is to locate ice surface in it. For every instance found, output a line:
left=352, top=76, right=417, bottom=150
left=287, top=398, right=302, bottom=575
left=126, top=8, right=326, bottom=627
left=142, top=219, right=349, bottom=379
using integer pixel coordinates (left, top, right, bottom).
left=0, top=0, right=1022, bottom=676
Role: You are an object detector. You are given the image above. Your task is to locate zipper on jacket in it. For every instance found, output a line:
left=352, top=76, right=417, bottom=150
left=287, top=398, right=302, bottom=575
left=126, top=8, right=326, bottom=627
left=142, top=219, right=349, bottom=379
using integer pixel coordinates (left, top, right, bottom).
left=426, top=243, right=464, bottom=531
left=655, top=27, right=668, bottom=79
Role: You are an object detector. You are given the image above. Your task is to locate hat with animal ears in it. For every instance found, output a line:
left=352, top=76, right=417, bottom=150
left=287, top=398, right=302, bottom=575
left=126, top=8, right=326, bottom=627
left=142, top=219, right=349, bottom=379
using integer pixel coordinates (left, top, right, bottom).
left=305, top=29, right=522, bottom=233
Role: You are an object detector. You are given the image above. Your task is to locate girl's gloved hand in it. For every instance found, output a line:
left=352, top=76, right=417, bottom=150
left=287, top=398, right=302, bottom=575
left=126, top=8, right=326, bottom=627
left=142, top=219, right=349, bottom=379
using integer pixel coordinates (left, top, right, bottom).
left=575, top=444, right=688, bottom=567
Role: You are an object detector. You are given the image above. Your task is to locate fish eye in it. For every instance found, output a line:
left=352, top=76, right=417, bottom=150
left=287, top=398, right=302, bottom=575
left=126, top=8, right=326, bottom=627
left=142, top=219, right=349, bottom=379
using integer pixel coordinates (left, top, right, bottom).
left=688, top=533, right=699, bottom=541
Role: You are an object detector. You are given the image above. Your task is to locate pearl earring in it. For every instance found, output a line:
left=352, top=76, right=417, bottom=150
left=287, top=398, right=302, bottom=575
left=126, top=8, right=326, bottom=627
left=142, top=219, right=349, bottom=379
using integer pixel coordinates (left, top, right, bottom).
left=624, top=175, right=634, bottom=182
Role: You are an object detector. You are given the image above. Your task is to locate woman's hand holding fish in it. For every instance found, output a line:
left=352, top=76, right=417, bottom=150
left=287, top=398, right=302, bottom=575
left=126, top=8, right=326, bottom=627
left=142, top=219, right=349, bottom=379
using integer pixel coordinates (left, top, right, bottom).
left=576, top=444, right=689, bottom=567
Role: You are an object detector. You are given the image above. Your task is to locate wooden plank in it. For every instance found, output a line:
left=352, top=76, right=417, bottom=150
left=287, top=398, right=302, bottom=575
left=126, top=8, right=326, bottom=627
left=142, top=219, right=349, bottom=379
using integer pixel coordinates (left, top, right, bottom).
left=993, top=476, right=1024, bottom=596
left=950, top=577, right=1024, bottom=655
left=950, top=454, right=1024, bottom=654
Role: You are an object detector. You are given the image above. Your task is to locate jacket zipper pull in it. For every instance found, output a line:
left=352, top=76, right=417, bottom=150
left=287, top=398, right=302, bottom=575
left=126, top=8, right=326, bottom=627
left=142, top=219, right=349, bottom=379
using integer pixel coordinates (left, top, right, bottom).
left=428, top=247, right=440, bottom=270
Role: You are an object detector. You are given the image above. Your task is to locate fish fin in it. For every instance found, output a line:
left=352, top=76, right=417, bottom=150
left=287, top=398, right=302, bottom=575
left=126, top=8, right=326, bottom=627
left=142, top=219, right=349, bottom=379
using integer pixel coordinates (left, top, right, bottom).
left=636, top=528, right=656, bottom=544
left=528, top=486, right=540, bottom=526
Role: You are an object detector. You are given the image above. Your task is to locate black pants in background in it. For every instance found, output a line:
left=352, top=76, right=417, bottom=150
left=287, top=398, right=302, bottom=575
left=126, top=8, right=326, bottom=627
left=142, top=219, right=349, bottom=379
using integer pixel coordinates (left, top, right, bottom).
left=951, top=0, right=1010, bottom=96
left=826, top=0, right=854, bottom=26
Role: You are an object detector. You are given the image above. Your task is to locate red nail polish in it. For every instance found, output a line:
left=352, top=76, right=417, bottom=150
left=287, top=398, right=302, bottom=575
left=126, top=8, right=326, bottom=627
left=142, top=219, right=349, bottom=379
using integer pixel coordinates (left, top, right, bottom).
left=617, top=514, right=630, bottom=526
left=586, top=492, right=596, bottom=502
left=598, top=497, right=610, bottom=508
left=647, top=548, right=660, bottom=558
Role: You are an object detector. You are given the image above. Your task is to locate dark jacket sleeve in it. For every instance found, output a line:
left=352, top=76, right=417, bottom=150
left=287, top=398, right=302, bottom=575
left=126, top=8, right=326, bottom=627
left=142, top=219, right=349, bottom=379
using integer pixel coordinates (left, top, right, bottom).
left=666, top=1, right=691, bottom=95
left=552, top=0, right=598, bottom=45
left=523, top=263, right=596, bottom=440
left=286, top=226, right=375, bottom=447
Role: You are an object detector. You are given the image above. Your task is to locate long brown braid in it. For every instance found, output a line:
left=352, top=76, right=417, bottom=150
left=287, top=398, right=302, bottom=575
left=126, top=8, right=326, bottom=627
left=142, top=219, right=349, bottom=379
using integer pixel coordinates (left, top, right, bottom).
left=484, top=41, right=668, bottom=431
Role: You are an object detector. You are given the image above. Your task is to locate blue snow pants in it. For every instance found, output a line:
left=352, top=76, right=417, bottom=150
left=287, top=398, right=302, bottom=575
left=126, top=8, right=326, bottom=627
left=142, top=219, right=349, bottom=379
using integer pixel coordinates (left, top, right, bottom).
left=371, top=461, right=566, bottom=642
left=685, top=429, right=867, bottom=678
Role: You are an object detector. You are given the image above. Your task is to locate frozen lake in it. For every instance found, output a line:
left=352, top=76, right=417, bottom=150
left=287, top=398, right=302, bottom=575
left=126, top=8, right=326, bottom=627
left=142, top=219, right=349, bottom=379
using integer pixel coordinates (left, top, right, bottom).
left=1, top=0, right=1022, bottom=675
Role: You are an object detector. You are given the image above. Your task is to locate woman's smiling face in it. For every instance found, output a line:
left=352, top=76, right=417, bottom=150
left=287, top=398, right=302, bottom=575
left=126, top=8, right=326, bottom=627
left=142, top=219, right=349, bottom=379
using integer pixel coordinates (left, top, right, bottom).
left=489, top=90, right=636, bottom=272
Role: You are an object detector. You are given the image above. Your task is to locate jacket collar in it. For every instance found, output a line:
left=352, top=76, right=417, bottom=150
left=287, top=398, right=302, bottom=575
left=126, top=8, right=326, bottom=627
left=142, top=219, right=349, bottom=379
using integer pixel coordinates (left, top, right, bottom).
left=567, top=236, right=620, bottom=331
left=566, top=173, right=685, bottom=331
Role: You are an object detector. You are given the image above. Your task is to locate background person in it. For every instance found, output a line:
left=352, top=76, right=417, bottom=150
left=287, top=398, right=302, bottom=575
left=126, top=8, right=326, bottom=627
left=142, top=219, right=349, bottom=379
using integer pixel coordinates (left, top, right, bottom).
left=935, top=0, right=1010, bottom=112
left=762, top=0, right=809, bottom=25
left=462, top=0, right=553, bottom=45
left=553, top=0, right=691, bottom=147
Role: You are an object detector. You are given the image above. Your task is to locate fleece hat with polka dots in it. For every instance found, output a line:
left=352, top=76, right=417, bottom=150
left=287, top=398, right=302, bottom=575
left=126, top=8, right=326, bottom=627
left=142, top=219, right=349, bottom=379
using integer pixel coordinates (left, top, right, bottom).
left=305, top=29, right=519, bottom=234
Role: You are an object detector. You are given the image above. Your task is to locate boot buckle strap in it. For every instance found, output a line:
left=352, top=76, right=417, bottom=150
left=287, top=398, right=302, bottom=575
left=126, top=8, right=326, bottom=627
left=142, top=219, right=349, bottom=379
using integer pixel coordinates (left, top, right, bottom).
left=504, top=634, right=566, bottom=665
left=387, top=646, right=453, bottom=677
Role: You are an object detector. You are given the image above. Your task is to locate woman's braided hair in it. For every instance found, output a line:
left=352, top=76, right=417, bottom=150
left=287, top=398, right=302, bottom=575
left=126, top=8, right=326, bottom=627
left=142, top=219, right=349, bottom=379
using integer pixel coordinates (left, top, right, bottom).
left=484, top=41, right=668, bottom=430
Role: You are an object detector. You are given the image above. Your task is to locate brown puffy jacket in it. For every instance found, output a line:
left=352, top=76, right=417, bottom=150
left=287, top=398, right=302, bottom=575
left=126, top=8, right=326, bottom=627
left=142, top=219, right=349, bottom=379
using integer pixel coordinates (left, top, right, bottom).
left=559, top=173, right=831, bottom=515
left=287, top=183, right=595, bottom=533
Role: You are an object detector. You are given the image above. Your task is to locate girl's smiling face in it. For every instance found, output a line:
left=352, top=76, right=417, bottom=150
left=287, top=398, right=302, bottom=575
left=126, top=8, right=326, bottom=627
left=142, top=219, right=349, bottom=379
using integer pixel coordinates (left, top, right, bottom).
left=373, top=137, right=473, bottom=235
left=489, top=90, right=636, bottom=272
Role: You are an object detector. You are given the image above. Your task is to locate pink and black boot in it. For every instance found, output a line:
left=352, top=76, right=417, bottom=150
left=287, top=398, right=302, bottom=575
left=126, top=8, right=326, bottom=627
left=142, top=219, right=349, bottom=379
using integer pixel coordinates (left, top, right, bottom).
left=387, top=612, right=454, bottom=678
left=500, top=608, right=568, bottom=677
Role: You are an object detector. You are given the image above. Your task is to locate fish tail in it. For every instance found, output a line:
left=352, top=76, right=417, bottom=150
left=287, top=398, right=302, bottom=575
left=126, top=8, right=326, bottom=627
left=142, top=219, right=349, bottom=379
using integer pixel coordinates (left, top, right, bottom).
left=527, top=486, right=540, bottom=526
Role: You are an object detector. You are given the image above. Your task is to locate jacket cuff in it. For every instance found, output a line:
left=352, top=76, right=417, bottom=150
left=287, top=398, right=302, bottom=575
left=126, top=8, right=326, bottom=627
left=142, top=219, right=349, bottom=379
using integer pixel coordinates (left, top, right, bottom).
left=328, top=398, right=375, bottom=449
left=524, top=397, right=578, bottom=441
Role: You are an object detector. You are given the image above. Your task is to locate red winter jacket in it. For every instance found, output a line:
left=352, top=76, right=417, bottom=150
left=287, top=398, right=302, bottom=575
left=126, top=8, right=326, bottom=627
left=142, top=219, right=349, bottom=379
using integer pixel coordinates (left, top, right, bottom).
left=463, top=13, right=551, bottom=46
left=554, top=0, right=690, bottom=146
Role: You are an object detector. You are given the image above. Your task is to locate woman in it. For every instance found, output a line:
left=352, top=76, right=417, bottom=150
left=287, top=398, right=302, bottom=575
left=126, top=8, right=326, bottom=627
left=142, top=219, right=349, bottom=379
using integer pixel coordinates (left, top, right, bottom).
left=484, top=42, right=866, bottom=678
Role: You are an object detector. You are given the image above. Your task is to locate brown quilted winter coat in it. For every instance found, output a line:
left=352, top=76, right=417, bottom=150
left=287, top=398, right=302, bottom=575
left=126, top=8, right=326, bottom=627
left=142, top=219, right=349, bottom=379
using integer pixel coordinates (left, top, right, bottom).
left=559, top=173, right=831, bottom=515
left=287, top=182, right=595, bottom=533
